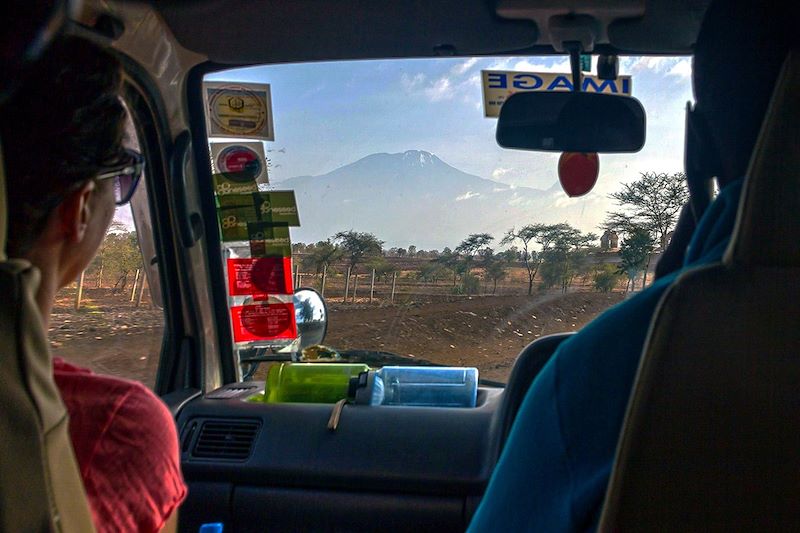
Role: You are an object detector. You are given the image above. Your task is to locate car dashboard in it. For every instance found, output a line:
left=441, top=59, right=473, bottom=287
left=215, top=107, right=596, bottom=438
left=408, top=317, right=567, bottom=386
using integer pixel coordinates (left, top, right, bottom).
left=176, top=382, right=505, bottom=532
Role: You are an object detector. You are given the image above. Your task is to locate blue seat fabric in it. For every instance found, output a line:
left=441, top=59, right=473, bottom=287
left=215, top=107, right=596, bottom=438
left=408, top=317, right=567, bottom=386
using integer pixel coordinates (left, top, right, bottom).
left=468, top=179, right=744, bottom=532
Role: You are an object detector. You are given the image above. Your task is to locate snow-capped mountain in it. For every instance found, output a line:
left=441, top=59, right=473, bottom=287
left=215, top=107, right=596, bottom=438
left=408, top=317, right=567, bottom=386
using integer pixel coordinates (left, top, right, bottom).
left=280, top=150, right=604, bottom=249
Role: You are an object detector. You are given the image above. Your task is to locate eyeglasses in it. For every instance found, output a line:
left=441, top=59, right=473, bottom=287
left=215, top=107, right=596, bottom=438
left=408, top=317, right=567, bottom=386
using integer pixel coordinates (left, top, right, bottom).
left=96, top=148, right=145, bottom=205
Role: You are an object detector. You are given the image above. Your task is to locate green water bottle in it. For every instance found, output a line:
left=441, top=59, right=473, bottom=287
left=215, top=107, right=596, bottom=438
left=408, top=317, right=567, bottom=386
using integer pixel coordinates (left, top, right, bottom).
left=261, top=363, right=370, bottom=404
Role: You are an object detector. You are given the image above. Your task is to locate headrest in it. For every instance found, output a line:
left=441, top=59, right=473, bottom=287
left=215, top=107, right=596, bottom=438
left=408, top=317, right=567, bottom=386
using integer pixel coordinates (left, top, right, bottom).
left=725, top=50, right=800, bottom=267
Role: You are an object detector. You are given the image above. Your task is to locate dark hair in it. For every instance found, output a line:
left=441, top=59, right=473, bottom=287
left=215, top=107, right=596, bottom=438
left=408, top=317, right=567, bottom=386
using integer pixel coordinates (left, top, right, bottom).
left=0, top=37, right=126, bottom=257
left=693, top=0, right=798, bottom=183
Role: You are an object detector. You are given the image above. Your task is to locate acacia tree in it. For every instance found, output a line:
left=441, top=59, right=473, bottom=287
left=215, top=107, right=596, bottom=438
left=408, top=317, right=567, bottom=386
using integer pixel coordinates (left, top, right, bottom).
left=455, top=233, right=493, bottom=279
left=539, top=225, right=598, bottom=293
left=89, top=221, right=128, bottom=287
left=604, top=172, right=688, bottom=247
left=90, top=230, right=141, bottom=292
left=333, top=230, right=384, bottom=273
left=618, top=227, right=655, bottom=292
left=501, top=223, right=574, bottom=295
left=301, top=239, right=343, bottom=276
left=604, top=171, right=688, bottom=287
left=480, top=248, right=512, bottom=294
left=434, top=247, right=463, bottom=286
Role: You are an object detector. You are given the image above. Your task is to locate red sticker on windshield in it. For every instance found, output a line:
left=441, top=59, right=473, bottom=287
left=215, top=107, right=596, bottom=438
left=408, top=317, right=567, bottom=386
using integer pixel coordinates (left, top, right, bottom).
left=227, top=257, right=292, bottom=296
left=231, top=302, right=297, bottom=343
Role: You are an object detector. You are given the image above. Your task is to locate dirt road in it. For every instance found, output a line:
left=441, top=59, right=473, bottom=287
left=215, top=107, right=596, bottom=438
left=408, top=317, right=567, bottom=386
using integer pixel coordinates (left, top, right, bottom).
left=50, top=288, right=623, bottom=386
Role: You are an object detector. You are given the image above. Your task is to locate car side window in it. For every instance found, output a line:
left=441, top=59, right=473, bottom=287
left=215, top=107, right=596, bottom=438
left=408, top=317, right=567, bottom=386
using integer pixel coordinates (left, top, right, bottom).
left=50, top=112, right=165, bottom=389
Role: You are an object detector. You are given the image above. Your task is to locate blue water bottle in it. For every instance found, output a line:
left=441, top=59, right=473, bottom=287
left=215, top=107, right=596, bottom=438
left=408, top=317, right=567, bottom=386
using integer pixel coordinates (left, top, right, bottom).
left=349, top=366, right=478, bottom=407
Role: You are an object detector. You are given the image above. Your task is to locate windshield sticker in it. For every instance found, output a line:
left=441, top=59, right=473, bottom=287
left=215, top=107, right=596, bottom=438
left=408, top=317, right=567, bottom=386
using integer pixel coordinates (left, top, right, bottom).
left=227, top=257, right=292, bottom=296
left=247, top=223, right=292, bottom=257
left=216, top=191, right=300, bottom=240
left=230, top=302, right=297, bottom=343
left=204, top=81, right=275, bottom=140
left=213, top=172, right=259, bottom=196
left=481, top=70, right=633, bottom=118
left=211, top=142, right=269, bottom=188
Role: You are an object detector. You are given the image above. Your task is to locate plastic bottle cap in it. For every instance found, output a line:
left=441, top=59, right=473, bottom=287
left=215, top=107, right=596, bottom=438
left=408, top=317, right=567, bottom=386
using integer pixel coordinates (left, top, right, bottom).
left=348, top=371, right=369, bottom=400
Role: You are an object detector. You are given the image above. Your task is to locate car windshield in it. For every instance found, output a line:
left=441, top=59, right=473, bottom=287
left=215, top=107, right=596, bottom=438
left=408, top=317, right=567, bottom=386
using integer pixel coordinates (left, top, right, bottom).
left=203, top=55, right=692, bottom=383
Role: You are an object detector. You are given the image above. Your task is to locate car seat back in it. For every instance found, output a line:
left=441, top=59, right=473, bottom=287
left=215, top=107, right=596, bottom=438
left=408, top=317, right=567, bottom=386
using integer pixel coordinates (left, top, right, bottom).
left=0, top=14, right=96, bottom=528
left=599, top=50, right=800, bottom=530
left=0, top=259, right=96, bottom=532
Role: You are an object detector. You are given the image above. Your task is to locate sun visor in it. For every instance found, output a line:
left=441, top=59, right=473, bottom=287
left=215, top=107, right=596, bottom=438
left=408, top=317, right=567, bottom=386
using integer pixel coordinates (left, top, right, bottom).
left=154, top=0, right=538, bottom=63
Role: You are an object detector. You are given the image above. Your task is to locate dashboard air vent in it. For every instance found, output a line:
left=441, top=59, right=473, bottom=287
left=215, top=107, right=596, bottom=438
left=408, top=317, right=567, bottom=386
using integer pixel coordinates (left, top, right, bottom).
left=192, top=420, right=260, bottom=461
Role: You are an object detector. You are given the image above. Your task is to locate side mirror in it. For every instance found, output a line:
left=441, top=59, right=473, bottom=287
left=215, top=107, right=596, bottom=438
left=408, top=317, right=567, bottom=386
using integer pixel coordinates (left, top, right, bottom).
left=293, top=288, right=328, bottom=349
left=496, top=91, right=646, bottom=153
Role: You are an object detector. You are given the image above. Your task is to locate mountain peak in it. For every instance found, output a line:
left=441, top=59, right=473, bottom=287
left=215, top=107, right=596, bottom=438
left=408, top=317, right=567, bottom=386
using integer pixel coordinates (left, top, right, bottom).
left=401, top=149, right=438, bottom=167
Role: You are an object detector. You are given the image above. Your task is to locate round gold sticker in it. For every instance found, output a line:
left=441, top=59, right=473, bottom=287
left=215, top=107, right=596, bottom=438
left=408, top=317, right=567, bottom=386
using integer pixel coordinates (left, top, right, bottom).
left=209, top=85, right=268, bottom=136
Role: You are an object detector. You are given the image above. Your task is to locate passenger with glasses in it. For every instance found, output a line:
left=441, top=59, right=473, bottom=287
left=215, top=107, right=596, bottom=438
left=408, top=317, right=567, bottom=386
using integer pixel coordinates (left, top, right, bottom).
left=0, top=38, right=185, bottom=533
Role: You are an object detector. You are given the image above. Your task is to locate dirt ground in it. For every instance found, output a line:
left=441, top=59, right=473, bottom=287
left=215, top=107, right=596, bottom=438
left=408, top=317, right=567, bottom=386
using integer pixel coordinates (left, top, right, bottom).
left=49, top=286, right=623, bottom=386
left=49, top=288, right=164, bottom=388
left=325, top=290, right=623, bottom=382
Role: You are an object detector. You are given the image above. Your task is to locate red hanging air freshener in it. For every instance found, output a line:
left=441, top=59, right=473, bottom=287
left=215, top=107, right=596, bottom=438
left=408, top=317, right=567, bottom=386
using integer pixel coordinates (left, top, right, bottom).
left=557, top=152, right=599, bottom=197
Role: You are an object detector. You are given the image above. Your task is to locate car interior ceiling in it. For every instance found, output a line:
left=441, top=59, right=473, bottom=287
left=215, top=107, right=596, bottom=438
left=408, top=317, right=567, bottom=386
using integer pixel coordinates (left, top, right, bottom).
left=3, top=0, right=797, bottom=531
left=149, top=0, right=709, bottom=63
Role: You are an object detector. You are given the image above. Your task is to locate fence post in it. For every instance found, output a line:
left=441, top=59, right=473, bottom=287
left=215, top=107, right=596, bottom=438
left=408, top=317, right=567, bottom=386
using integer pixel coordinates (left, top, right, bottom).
left=130, top=268, right=140, bottom=302
left=96, top=262, right=103, bottom=288
left=320, top=264, right=327, bottom=297
left=75, top=270, right=85, bottom=310
left=136, top=275, right=147, bottom=307
left=352, top=274, right=358, bottom=302
left=390, top=272, right=397, bottom=303
left=297, top=272, right=303, bottom=287
left=369, top=269, right=376, bottom=303
left=344, top=267, right=351, bottom=302
left=293, top=263, right=300, bottom=288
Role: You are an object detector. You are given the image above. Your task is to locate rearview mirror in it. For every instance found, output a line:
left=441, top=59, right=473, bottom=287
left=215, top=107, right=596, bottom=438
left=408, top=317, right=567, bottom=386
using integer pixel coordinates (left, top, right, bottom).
left=496, top=91, right=646, bottom=153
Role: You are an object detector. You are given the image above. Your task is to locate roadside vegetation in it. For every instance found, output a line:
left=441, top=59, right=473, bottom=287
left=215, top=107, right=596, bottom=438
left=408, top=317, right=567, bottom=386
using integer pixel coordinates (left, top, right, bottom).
left=291, top=172, right=688, bottom=298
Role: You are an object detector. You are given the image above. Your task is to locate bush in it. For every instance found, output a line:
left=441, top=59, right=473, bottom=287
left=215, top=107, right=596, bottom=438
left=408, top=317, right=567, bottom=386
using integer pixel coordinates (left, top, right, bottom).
left=462, top=273, right=481, bottom=294
left=593, top=264, right=621, bottom=293
left=448, top=274, right=481, bottom=295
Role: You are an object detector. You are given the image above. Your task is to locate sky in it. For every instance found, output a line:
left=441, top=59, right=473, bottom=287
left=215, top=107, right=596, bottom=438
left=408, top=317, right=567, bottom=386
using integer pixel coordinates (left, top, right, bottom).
left=207, top=55, right=692, bottom=191
left=115, top=55, right=693, bottom=244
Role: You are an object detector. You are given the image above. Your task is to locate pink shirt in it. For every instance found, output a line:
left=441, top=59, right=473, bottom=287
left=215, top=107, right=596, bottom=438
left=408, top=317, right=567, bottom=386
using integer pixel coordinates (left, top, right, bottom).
left=53, top=358, right=187, bottom=532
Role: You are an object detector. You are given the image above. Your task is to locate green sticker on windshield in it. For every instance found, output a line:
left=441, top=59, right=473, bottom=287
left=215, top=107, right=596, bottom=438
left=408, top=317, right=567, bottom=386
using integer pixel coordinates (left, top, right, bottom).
left=248, top=223, right=292, bottom=257
left=216, top=191, right=300, bottom=241
left=212, top=171, right=259, bottom=196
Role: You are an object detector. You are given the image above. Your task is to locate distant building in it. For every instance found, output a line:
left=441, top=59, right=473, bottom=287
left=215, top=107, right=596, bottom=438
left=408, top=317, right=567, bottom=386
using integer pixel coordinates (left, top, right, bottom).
left=600, top=230, right=619, bottom=251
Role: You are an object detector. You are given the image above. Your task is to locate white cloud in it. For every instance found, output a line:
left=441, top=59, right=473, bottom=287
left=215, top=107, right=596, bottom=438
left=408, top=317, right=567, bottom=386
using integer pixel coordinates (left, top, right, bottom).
left=455, top=191, right=480, bottom=201
left=668, top=59, right=692, bottom=78
left=512, top=57, right=572, bottom=73
left=424, top=77, right=453, bottom=101
left=553, top=191, right=603, bottom=208
left=452, top=57, right=478, bottom=75
left=508, top=193, right=525, bottom=206
left=621, top=56, right=693, bottom=78
left=400, top=72, right=426, bottom=91
left=492, top=167, right=513, bottom=180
